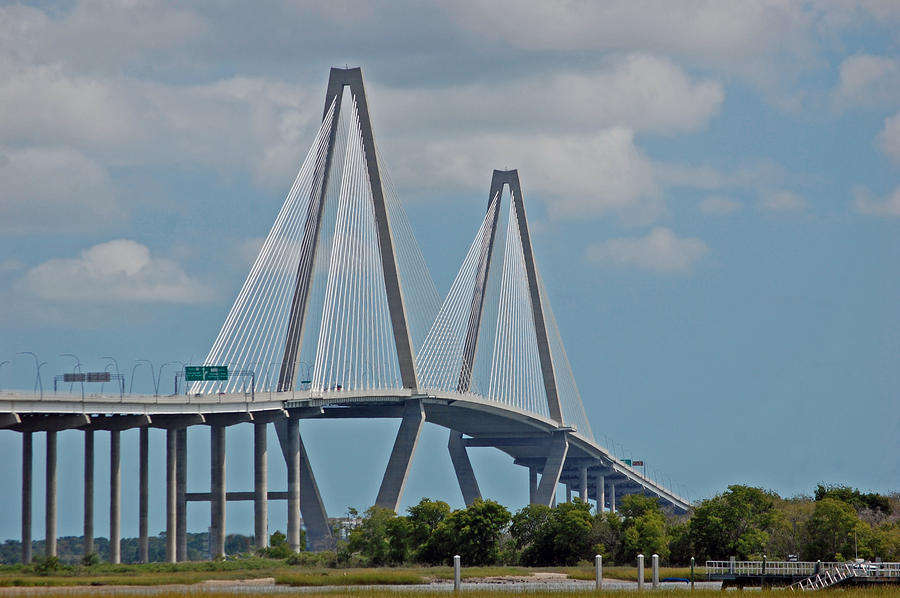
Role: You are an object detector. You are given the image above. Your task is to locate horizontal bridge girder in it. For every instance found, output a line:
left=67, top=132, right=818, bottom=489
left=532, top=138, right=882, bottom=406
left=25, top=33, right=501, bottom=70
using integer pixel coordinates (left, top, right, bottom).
left=187, top=491, right=288, bottom=502
left=13, top=413, right=90, bottom=432
left=89, top=414, right=151, bottom=431
left=151, top=414, right=205, bottom=429
left=0, top=413, right=20, bottom=428
left=464, top=436, right=547, bottom=447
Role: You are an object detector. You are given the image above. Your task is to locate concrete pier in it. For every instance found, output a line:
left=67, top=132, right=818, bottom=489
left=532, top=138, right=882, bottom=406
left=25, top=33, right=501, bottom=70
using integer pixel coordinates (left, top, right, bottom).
left=609, top=481, right=616, bottom=513
left=286, top=418, right=300, bottom=552
left=448, top=429, right=481, bottom=506
left=375, top=399, right=424, bottom=512
left=45, top=430, right=57, bottom=558
left=165, top=429, right=176, bottom=563
left=83, top=430, right=94, bottom=557
left=596, top=474, right=605, bottom=512
left=529, top=466, right=537, bottom=504
left=176, top=428, right=187, bottom=561
left=254, top=422, right=267, bottom=549
left=138, top=427, right=148, bottom=563
left=21, top=432, right=32, bottom=564
left=210, top=425, right=226, bottom=558
left=580, top=466, right=588, bottom=501
left=109, top=429, right=121, bottom=563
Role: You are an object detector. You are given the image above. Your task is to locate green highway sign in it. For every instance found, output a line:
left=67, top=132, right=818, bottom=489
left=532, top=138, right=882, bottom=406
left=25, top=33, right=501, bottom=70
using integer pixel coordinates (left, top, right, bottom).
left=623, top=458, right=632, bottom=466
left=185, top=366, right=229, bottom=381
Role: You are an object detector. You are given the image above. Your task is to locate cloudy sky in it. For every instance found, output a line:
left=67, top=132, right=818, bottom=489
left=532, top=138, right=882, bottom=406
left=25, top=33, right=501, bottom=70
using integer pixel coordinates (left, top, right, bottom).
left=1, top=1, right=899, bottom=542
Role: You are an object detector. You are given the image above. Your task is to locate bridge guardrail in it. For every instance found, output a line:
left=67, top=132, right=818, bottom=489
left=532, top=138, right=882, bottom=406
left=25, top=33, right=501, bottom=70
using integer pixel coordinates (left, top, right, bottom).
left=708, top=560, right=900, bottom=579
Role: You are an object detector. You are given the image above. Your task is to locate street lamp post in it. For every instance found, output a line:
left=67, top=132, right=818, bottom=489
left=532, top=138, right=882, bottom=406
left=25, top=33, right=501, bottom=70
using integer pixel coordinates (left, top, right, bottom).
left=0, top=360, right=9, bottom=391
left=157, top=361, right=183, bottom=396
left=17, top=352, right=44, bottom=399
left=136, top=359, right=157, bottom=396
left=60, top=353, right=83, bottom=396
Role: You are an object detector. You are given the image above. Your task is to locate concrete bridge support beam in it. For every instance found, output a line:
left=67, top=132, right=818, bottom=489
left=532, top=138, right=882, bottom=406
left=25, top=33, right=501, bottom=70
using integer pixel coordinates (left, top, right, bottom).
left=275, top=418, right=301, bottom=552
left=529, top=466, right=538, bottom=504
left=254, top=422, right=268, bottom=549
left=274, top=416, right=333, bottom=551
left=109, top=430, right=121, bottom=564
left=176, top=428, right=187, bottom=561
left=376, top=399, right=424, bottom=512
left=210, top=426, right=226, bottom=558
left=45, top=430, right=57, bottom=558
left=534, top=432, right=568, bottom=506
left=448, top=430, right=481, bottom=506
left=580, top=467, right=588, bottom=502
left=21, top=432, right=32, bottom=564
left=165, top=429, right=177, bottom=563
left=596, top=474, right=605, bottom=512
left=138, top=427, right=148, bottom=563
left=299, top=435, right=332, bottom=550
left=609, top=482, right=616, bottom=513
left=83, top=430, right=94, bottom=558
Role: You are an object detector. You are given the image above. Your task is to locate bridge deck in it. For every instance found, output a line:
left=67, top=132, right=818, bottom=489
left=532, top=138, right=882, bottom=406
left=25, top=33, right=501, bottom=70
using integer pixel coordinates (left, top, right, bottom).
left=0, top=388, right=689, bottom=512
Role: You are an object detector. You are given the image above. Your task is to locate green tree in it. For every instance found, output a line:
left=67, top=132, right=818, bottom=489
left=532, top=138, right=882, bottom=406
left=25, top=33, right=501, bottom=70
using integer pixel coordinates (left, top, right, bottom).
left=689, top=485, right=777, bottom=560
left=803, top=497, right=865, bottom=560
left=345, top=505, right=398, bottom=565
left=510, top=500, right=594, bottom=565
left=406, top=497, right=450, bottom=563
left=620, top=494, right=669, bottom=561
left=425, top=499, right=510, bottom=565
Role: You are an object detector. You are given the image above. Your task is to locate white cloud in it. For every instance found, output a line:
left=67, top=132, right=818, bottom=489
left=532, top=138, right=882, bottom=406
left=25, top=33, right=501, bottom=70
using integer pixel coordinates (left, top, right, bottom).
left=760, top=190, right=807, bottom=212
left=397, top=127, right=662, bottom=223
left=374, top=54, right=723, bottom=136
left=853, top=185, right=900, bottom=217
left=586, top=227, right=709, bottom=273
left=0, top=146, right=122, bottom=234
left=17, top=240, right=213, bottom=303
left=699, top=195, right=741, bottom=214
left=832, top=54, right=900, bottom=110
left=878, top=110, right=900, bottom=165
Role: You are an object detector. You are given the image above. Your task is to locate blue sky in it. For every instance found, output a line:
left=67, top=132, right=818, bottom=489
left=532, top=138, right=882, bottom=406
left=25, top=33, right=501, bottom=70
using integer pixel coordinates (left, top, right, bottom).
left=0, top=1, right=898, bottom=543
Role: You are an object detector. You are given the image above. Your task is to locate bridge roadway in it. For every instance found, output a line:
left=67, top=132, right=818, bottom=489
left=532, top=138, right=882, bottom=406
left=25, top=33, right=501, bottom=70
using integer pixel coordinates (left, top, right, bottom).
left=0, top=388, right=688, bottom=561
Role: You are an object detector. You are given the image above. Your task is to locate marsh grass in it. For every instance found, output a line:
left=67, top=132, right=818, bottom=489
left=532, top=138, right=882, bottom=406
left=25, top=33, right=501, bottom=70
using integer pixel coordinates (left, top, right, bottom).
left=563, top=565, right=705, bottom=582
left=0, top=588, right=897, bottom=598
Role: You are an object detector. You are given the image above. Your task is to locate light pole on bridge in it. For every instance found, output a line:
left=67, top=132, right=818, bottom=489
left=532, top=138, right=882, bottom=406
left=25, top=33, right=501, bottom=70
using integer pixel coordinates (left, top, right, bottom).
left=0, top=360, right=8, bottom=391
left=17, top=352, right=45, bottom=398
left=60, top=353, right=83, bottom=395
left=135, top=359, right=158, bottom=396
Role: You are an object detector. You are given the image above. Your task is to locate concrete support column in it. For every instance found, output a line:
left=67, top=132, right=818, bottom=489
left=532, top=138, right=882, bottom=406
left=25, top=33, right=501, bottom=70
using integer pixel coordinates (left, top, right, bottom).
left=45, top=430, right=57, bottom=558
left=448, top=430, right=481, bottom=506
left=176, top=428, right=187, bottom=561
left=609, top=481, right=616, bottom=514
left=596, top=474, right=605, bottom=512
left=254, top=422, right=268, bottom=549
left=565, top=485, right=572, bottom=503
left=83, top=430, right=94, bottom=557
left=109, top=429, right=121, bottom=564
left=580, top=466, right=588, bottom=502
left=528, top=466, right=537, bottom=504
left=375, top=399, right=425, bottom=512
left=286, top=417, right=300, bottom=552
left=165, top=429, right=176, bottom=563
left=138, top=427, right=148, bottom=563
left=21, top=432, right=32, bottom=564
left=210, top=426, right=226, bottom=558
left=534, top=432, right=568, bottom=506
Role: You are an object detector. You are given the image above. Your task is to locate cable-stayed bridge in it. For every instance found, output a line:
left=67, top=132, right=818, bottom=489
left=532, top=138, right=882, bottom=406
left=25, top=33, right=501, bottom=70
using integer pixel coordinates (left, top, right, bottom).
left=0, top=67, right=689, bottom=563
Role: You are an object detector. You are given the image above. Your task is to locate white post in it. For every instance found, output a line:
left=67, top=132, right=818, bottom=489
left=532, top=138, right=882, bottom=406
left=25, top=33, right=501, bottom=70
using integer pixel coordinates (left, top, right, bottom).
left=652, top=553, right=659, bottom=588
left=595, top=554, right=603, bottom=590
left=453, top=554, right=461, bottom=591
left=637, top=554, right=644, bottom=591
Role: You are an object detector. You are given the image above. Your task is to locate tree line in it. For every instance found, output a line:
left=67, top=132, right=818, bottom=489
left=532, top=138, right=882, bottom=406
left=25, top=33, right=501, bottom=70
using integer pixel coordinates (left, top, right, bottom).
left=340, top=484, right=900, bottom=566
left=2, top=483, right=897, bottom=566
